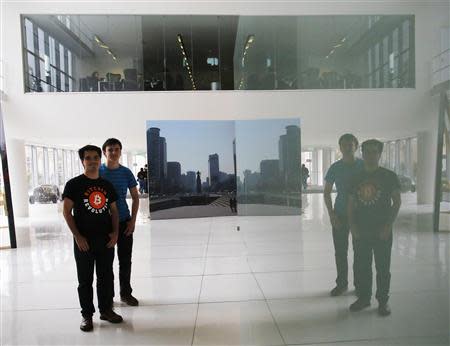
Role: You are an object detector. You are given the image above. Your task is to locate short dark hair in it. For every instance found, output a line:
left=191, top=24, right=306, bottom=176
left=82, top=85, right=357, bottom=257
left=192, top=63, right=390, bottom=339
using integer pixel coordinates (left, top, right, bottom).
left=338, top=133, right=359, bottom=147
left=102, top=138, right=122, bottom=152
left=78, top=145, right=102, bottom=161
left=361, top=139, right=384, bottom=154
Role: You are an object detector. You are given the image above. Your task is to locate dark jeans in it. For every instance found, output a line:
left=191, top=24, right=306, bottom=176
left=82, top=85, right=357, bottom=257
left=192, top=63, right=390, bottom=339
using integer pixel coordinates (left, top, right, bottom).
left=73, top=235, right=114, bottom=317
left=113, top=220, right=134, bottom=298
left=354, top=231, right=393, bottom=305
left=332, top=215, right=358, bottom=289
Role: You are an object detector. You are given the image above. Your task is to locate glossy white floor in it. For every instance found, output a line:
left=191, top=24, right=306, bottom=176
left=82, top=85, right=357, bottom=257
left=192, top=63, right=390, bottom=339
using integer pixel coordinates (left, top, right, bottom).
left=1, top=194, right=449, bottom=346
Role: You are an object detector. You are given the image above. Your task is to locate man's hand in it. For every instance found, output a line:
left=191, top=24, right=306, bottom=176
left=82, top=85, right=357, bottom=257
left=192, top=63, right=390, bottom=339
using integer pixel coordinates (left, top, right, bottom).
left=330, top=211, right=342, bottom=229
left=124, top=219, right=136, bottom=237
left=350, top=224, right=360, bottom=240
left=75, top=234, right=89, bottom=252
left=107, top=231, right=119, bottom=248
left=380, top=224, right=392, bottom=241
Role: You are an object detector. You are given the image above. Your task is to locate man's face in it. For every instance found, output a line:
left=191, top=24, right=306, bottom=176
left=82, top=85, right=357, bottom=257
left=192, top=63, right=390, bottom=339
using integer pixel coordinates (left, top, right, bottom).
left=339, top=139, right=357, bottom=157
left=362, top=145, right=381, bottom=166
left=104, top=144, right=122, bottom=162
left=82, top=150, right=101, bottom=172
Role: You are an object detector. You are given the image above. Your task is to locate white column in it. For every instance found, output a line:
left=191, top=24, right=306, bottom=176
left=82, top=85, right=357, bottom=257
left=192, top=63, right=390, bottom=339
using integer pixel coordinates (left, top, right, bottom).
left=417, top=130, right=437, bottom=205
left=6, top=138, right=29, bottom=217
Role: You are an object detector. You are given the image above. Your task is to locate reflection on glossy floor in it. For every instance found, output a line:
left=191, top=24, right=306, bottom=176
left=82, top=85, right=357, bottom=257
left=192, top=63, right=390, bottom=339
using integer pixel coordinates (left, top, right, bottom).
left=1, top=194, right=449, bottom=345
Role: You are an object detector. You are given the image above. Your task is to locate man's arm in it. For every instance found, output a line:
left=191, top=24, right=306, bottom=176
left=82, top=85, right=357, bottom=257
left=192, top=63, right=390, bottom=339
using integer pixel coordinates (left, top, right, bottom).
left=63, top=198, right=89, bottom=251
left=107, top=202, right=120, bottom=248
left=324, top=181, right=340, bottom=228
left=380, top=189, right=401, bottom=240
left=124, top=186, right=139, bottom=236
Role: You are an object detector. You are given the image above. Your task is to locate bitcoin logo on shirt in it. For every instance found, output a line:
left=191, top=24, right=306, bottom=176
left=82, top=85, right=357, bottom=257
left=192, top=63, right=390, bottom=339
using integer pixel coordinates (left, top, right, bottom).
left=83, top=189, right=109, bottom=214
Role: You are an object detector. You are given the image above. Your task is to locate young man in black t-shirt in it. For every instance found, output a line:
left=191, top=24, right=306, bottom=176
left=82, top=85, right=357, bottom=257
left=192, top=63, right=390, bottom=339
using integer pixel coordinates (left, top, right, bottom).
left=63, top=145, right=123, bottom=332
left=348, top=139, right=401, bottom=316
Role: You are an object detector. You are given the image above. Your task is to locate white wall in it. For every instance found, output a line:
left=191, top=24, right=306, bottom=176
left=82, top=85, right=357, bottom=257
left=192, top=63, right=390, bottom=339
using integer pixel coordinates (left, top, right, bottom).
left=1, top=0, right=448, bottom=207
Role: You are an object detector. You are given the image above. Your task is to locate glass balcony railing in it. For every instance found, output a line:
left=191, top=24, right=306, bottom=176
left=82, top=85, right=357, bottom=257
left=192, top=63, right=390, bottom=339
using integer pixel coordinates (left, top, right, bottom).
left=21, top=14, right=416, bottom=93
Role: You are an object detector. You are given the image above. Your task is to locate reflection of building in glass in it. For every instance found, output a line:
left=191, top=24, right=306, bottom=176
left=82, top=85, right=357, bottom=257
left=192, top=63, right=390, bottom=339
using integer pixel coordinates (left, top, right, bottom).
left=260, top=159, right=280, bottom=189
left=243, top=169, right=261, bottom=190
left=167, top=162, right=181, bottom=192
left=279, top=125, right=301, bottom=190
left=147, top=127, right=167, bottom=193
left=240, top=124, right=301, bottom=192
left=208, top=153, right=220, bottom=187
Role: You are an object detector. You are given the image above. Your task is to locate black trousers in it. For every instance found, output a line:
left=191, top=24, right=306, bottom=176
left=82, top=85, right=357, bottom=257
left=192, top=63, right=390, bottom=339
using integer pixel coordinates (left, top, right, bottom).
left=332, top=215, right=358, bottom=289
left=354, top=232, right=393, bottom=305
left=114, top=220, right=134, bottom=297
left=73, top=235, right=114, bottom=317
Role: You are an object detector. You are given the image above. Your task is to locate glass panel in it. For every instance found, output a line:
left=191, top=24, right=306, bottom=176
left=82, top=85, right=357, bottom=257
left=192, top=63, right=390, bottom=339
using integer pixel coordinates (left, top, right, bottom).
left=64, top=150, right=72, bottom=181
left=411, top=137, right=418, bottom=182
left=72, top=150, right=79, bottom=176
left=234, top=16, right=276, bottom=90
left=142, top=15, right=165, bottom=91
left=164, top=16, right=194, bottom=90
left=56, top=149, right=64, bottom=191
left=48, top=148, right=55, bottom=184
left=25, top=145, right=33, bottom=191
left=36, top=147, right=44, bottom=185
left=22, top=14, right=415, bottom=92
left=236, top=118, right=301, bottom=216
left=31, top=146, right=38, bottom=188
left=388, top=142, right=396, bottom=171
left=43, top=147, right=49, bottom=183
left=190, top=16, right=220, bottom=90
left=399, top=140, right=407, bottom=176
left=24, top=18, right=35, bottom=52
left=402, top=19, right=410, bottom=52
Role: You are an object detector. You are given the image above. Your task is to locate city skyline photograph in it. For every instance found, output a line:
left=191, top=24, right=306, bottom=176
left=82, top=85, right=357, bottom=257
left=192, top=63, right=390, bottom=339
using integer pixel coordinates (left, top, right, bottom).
left=146, top=120, right=237, bottom=220
left=146, top=120, right=235, bottom=183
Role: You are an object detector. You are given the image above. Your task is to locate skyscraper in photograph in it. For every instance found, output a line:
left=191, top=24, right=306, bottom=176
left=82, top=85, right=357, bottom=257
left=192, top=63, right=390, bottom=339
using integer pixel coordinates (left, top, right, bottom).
left=208, top=153, right=220, bottom=188
left=147, top=127, right=168, bottom=193
left=167, top=162, right=182, bottom=191
left=186, top=171, right=197, bottom=192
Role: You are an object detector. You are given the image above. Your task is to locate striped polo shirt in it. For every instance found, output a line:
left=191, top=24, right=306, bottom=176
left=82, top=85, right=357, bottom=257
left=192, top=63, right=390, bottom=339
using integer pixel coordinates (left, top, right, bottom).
left=99, top=164, right=137, bottom=222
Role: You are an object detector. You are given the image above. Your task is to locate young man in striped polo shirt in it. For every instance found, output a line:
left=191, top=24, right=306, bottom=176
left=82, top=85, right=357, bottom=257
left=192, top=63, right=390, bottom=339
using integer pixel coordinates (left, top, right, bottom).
left=100, top=138, right=140, bottom=306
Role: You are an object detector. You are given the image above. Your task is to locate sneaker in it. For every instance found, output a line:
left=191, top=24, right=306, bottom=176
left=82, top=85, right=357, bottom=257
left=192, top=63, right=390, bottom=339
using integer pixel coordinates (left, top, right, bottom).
left=349, top=298, right=371, bottom=312
left=80, top=316, right=93, bottom=332
left=330, top=285, right=348, bottom=297
left=121, top=294, right=139, bottom=306
left=100, top=310, right=123, bottom=323
left=378, top=304, right=391, bottom=316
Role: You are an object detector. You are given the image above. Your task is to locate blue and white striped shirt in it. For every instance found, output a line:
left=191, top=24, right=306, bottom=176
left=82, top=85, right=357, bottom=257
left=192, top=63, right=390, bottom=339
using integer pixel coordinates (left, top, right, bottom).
left=100, top=164, right=137, bottom=222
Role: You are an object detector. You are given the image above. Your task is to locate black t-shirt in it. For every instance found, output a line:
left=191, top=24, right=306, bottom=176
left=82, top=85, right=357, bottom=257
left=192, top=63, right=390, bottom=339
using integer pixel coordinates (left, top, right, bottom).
left=63, top=174, right=118, bottom=237
left=349, top=167, right=400, bottom=228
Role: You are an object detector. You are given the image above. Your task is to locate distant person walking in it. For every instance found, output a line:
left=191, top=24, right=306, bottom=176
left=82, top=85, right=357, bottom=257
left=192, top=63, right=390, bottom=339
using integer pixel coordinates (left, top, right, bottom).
left=143, top=164, right=148, bottom=193
left=137, top=168, right=145, bottom=194
left=301, top=164, right=310, bottom=190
